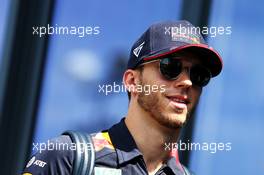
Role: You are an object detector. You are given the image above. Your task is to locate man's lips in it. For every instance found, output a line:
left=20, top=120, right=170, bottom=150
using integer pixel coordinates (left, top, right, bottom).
left=166, top=95, right=191, bottom=110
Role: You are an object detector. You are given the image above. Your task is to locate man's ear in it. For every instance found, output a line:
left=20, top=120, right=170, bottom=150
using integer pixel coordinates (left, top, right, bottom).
left=123, top=69, right=141, bottom=97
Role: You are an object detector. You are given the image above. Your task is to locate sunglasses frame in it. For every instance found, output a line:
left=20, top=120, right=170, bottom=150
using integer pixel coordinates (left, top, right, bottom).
left=139, top=57, right=212, bottom=87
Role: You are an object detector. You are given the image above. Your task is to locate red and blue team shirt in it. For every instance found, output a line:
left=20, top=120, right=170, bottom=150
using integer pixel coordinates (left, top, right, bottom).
left=22, top=118, right=189, bottom=175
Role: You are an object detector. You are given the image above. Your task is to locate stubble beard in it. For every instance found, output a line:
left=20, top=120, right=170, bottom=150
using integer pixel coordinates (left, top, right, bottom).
left=137, top=80, right=190, bottom=130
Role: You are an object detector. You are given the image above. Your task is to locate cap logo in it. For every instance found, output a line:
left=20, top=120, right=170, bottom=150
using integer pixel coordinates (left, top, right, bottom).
left=165, top=25, right=201, bottom=44
left=133, top=41, right=145, bottom=57
left=171, top=26, right=200, bottom=44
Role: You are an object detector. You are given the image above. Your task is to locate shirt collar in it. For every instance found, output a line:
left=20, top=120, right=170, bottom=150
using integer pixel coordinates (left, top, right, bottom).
left=166, top=150, right=186, bottom=175
left=108, top=118, right=186, bottom=175
left=108, top=118, right=142, bottom=165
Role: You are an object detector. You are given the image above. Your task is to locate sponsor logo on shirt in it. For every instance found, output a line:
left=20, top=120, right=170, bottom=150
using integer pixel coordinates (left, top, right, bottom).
left=33, top=159, right=47, bottom=168
left=25, top=156, right=47, bottom=168
left=26, top=156, right=35, bottom=168
left=94, top=167, right=122, bottom=175
left=92, top=132, right=114, bottom=151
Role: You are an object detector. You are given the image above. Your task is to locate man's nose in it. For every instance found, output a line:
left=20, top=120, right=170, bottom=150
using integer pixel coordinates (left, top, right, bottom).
left=173, top=70, right=192, bottom=88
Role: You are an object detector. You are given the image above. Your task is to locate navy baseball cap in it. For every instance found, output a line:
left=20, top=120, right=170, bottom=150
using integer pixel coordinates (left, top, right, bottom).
left=127, top=20, right=223, bottom=77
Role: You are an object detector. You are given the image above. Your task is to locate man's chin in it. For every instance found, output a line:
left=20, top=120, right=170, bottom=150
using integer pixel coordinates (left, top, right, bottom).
left=172, top=113, right=187, bottom=124
left=157, top=113, right=187, bottom=129
left=168, top=118, right=186, bottom=128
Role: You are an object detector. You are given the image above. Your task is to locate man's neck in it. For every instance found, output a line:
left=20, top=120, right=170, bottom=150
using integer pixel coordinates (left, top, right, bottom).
left=125, top=100, right=180, bottom=174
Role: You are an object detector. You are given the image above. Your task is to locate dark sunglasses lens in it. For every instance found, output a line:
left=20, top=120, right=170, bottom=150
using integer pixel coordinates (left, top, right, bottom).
left=190, top=66, right=211, bottom=87
left=160, top=58, right=182, bottom=80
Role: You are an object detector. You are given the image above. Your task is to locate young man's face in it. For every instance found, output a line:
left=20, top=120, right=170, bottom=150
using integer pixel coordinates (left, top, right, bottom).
left=136, top=52, right=203, bottom=129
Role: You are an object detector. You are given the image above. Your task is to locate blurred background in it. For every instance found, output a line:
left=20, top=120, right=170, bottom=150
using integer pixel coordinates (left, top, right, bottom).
left=0, top=0, right=263, bottom=174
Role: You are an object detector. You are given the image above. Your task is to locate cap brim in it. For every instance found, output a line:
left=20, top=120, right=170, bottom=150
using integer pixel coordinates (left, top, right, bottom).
left=143, top=44, right=223, bottom=77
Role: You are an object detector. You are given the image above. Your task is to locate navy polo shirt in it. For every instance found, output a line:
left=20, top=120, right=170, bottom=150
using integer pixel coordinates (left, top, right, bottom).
left=22, top=118, right=189, bottom=175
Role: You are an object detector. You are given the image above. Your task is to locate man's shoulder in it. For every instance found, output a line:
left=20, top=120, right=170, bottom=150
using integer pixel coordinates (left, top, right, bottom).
left=22, top=130, right=118, bottom=175
left=23, top=135, right=74, bottom=175
left=90, top=131, right=118, bottom=167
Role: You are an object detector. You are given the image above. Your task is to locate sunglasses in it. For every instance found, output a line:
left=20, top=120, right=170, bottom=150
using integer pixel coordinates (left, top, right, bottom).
left=142, top=57, right=212, bottom=87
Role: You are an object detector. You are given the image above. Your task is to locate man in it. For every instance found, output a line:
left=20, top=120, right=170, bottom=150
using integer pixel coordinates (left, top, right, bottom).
left=23, top=20, right=223, bottom=175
